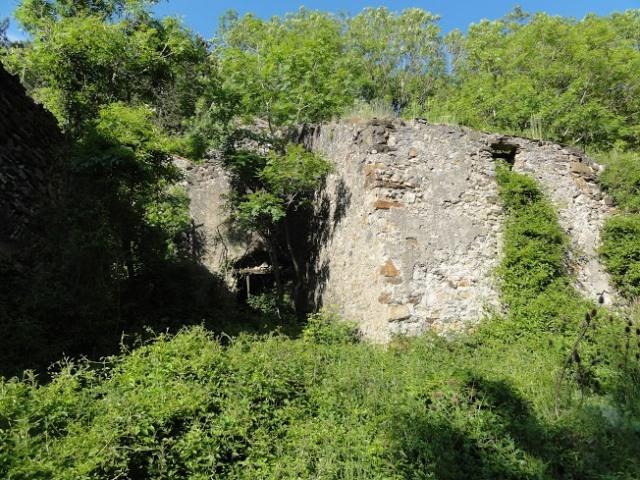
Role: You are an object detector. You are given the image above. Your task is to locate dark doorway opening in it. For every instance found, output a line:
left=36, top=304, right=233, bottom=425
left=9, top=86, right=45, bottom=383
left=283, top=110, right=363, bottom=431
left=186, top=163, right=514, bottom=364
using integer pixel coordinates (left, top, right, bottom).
left=489, top=142, right=518, bottom=167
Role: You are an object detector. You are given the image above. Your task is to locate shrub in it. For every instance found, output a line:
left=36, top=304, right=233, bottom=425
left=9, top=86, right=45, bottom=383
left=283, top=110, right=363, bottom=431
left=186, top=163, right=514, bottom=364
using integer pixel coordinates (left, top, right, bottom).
left=494, top=163, right=587, bottom=333
left=599, top=152, right=640, bottom=213
left=598, top=151, right=640, bottom=299
left=302, top=309, right=360, bottom=345
left=600, top=215, right=640, bottom=298
left=1, top=325, right=639, bottom=479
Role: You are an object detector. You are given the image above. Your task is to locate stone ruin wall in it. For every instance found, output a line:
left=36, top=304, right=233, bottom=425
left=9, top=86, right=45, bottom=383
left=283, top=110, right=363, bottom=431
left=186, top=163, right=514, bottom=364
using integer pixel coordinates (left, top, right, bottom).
left=0, top=59, right=614, bottom=341
left=0, top=64, right=63, bottom=257
left=180, top=119, right=616, bottom=342
left=307, top=122, right=504, bottom=341
left=308, top=120, right=615, bottom=341
left=174, top=155, right=250, bottom=287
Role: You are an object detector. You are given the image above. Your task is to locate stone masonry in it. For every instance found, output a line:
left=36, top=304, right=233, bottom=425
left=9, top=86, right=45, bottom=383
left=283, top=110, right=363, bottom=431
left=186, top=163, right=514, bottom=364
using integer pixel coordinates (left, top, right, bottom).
left=306, top=120, right=615, bottom=342
left=0, top=64, right=63, bottom=257
left=2, top=61, right=612, bottom=341
left=180, top=119, right=616, bottom=342
left=174, top=155, right=253, bottom=286
left=308, top=121, right=504, bottom=341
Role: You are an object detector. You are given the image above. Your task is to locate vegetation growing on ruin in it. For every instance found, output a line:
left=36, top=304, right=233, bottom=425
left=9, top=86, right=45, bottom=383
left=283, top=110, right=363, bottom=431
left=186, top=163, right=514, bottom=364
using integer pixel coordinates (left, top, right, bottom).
left=1, top=1, right=640, bottom=478
left=599, top=152, right=640, bottom=299
left=492, top=164, right=589, bottom=335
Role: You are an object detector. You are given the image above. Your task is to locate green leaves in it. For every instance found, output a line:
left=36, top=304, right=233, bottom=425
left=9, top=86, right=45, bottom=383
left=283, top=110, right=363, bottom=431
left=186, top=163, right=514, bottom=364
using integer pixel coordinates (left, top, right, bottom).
left=601, top=216, right=640, bottom=298
left=600, top=152, right=640, bottom=213
left=599, top=152, right=640, bottom=299
left=495, top=164, right=586, bottom=334
left=2, top=321, right=640, bottom=479
left=15, top=0, right=158, bottom=34
left=437, top=9, right=640, bottom=149
left=261, top=144, right=333, bottom=200
left=6, top=1, right=209, bottom=132
left=236, top=191, right=286, bottom=233
left=229, top=144, right=332, bottom=235
left=346, top=7, right=444, bottom=109
left=217, top=9, right=356, bottom=127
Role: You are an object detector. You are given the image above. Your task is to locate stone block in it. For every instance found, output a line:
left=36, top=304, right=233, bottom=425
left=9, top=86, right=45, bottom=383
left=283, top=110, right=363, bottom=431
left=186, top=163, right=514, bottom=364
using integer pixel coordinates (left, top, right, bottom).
left=387, top=304, right=411, bottom=322
left=378, top=292, right=392, bottom=304
left=374, top=199, right=404, bottom=210
left=380, top=259, right=400, bottom=277
left=364, top=163, right=386, bottom=177
left=569, top=161, right=594, bottom=178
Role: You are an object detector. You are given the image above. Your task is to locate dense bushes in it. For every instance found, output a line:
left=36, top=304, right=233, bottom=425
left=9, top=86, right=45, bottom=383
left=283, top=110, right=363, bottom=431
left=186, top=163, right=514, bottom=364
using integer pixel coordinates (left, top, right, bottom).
left=1, top=3, right=640, bottom=477
left=600, top=152, right=640, bottom=213
left=7, top=5, right=639, bottom=152
left=600, top=216, right=640, bottom=298
left=1, top=320, right=638, bottom=479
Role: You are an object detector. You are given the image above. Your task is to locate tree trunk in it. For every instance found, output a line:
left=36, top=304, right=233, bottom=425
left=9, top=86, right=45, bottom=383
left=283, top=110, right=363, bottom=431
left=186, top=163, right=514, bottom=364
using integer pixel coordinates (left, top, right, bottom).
left=283, top=215, right=305, bottom=317
left=265, top=236, right=283, bottom=302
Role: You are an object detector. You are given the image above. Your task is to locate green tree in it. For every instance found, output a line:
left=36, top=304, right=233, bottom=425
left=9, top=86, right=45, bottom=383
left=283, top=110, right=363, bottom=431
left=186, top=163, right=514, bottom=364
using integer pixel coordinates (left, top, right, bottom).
left=436, top=9, right=640, bottom=150
left=346, top=7, right=445, bottom=112
left=215, top=9, right=356, bottom=131
left=229, top=144, right=332, bottom=307
left=71, top=102, right=187, bottom=283
left=5, top=0, right=210, bottom=133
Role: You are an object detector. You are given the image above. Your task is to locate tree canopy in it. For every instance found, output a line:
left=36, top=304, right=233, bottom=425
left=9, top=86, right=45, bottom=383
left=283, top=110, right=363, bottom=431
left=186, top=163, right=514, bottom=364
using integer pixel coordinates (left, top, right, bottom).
left=435, top=11, right=640, bottom=149
left=216, top=9, right=356, bottom=129
left=5, top=0, right=209, bottom=132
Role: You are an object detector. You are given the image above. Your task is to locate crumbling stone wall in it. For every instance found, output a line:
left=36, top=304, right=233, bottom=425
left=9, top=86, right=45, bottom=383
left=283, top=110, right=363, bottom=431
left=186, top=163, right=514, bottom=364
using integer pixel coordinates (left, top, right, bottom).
left=0, top=64, right=63, bottom=255
left=308, top=121, right=504, bottom=341
left=180, top=119, right=616, bottom=342
left=306, top=120, right=615, bottom=341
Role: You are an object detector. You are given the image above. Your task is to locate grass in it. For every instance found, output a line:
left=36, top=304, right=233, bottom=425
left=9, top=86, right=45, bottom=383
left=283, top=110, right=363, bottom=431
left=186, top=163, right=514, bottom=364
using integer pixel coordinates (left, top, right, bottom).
left=340, top=99, right=399, bottom=122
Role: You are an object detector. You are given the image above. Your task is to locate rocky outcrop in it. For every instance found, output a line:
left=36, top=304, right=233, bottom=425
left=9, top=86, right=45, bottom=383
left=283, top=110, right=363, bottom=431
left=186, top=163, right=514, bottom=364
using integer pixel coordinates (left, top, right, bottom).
left=0, top=64, right=63, bottom=255
left=180, top=119, right=616, bottom=342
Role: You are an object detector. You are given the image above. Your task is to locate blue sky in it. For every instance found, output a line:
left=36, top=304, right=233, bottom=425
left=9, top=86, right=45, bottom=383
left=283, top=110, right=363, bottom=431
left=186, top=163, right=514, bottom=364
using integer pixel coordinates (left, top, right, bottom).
left=2, top=0, right=639, bottom=40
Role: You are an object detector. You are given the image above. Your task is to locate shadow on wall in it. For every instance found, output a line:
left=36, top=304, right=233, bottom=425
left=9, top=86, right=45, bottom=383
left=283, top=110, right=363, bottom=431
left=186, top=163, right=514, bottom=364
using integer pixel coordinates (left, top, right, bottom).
left=0, top=222, right=240, bottom=378
left=303, top=176, right=352, bottom=312
left=0, top=171, right=312, bottom=378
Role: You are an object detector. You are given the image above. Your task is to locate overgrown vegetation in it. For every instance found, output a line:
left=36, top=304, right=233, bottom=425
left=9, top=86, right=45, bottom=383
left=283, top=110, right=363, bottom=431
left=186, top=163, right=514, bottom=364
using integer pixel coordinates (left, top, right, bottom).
left=493, top=164, right=588, bottom=335
left=598, top=152, right=640, bottom=300
left=4, top=5, right=639, bottom=151
left=1, top=314, right=638, bottom=478
left=225, top=144, right=332, bottom=312
left=1, top=2, right=640, bottom=477
left=2, top=161, right=638, bottom=479
left=433, top=9, right=640, bottom=150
